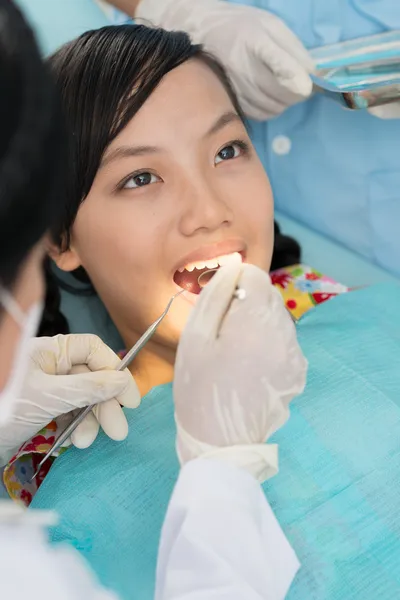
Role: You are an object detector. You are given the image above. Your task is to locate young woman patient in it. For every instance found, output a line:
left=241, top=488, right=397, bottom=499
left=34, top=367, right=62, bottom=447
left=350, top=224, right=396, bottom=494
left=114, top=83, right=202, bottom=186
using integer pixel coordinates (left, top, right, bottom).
left=44, top=25, right=277, bottom=396
left=4, top=24, right=308, bottom=495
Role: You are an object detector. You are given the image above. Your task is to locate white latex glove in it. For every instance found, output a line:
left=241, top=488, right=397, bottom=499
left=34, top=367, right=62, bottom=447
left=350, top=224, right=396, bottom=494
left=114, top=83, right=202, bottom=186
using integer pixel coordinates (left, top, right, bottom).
left=136, top=0, right=314, bottom=120
left=369, top=102, right=400, bottom=119
left=0, top=334, right=140, bottom=465
left=173, top=256, right=307, bottom=483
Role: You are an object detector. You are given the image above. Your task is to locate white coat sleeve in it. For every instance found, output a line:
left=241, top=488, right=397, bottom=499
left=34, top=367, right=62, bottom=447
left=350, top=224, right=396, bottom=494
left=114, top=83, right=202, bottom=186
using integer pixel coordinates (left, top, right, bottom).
left=155, top=460, right=300, bottom=600
left=0, top=507, right=117, bottom=600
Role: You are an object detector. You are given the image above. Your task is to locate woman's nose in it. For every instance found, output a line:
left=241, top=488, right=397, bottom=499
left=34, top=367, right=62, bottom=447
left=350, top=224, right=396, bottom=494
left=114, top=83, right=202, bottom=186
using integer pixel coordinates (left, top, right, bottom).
left=178, top=182, right=233, bottom=237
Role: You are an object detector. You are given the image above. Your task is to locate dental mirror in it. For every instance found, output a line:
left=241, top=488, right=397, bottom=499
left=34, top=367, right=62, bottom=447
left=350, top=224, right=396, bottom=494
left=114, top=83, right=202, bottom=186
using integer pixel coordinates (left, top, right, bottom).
left=197, top=269, right=219, bottom=288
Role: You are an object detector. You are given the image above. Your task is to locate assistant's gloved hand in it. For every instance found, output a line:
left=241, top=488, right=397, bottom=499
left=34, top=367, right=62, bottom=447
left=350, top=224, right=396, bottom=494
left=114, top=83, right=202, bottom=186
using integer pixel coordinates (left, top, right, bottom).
left=174, top=256, right=307, bottom=483
left=136, top=0, right=314, bottom=120
left=0, top=334, right=140, bottom=465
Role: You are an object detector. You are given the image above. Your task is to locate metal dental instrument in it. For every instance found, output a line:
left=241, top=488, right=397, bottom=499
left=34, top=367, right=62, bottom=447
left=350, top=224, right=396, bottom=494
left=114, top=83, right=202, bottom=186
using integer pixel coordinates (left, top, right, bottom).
left=30, top=290, right=184, bottom=482
left=310, top=30, right=400, bottom=109
left=312, top=73, right=400, bottom=110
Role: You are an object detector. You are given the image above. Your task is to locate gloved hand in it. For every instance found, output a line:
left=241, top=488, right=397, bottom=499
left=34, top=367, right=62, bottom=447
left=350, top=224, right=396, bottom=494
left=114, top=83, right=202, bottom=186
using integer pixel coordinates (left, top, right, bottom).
left=173, top=256, right=307, bottom=483
left=369, top=102, right=400, bottom=119
left=136, top=0, right=314, bottom=120
left=0, top=334, right=140, bottom=465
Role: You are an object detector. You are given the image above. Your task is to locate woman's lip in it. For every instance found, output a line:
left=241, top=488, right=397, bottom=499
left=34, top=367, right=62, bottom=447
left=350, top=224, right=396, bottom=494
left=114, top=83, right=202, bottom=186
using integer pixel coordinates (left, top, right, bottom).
left=172, top=240, right=246, bottom=275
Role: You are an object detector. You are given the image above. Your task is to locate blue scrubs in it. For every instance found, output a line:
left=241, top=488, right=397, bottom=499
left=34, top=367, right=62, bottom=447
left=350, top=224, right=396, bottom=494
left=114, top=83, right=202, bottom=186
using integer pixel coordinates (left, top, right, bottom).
left=14, top=0, right=400, bottom=277
left=229, top=0, right=400, bottom=277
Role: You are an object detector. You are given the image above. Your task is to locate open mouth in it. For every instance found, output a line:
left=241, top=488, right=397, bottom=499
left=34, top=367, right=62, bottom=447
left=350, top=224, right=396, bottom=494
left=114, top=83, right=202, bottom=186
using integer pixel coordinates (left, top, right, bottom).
left=173, top=251, right=243, bottom=295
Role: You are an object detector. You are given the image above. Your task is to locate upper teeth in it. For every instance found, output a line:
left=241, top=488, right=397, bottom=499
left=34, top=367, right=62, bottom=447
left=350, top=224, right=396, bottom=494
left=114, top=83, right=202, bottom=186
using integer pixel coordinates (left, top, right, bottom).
left=179, top=252, right=241, bottom=273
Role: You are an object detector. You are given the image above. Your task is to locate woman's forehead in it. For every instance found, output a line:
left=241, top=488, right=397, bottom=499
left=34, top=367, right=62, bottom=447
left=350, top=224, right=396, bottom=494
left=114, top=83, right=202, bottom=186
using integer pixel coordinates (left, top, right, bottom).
left=111, top=60, right=238, bottom=147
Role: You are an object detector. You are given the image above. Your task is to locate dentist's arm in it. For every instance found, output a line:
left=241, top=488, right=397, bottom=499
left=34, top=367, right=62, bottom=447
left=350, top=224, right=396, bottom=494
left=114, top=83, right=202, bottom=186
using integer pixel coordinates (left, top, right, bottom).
left=0, top=334, right=140, bottom=465
left=369, top=104, right=400, bottom=119
left=106, top=0, right=141, bottom=12
left=157, top=460, right=299, bottom=600
left=107, top=0, right=314, bottom=120
left=156, top=258, right=308, bottom=599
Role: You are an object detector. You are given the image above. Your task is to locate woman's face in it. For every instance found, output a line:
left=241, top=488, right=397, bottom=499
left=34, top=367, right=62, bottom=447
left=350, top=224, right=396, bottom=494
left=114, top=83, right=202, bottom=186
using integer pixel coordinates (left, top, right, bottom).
left=56, top=59, right=274, bottom=351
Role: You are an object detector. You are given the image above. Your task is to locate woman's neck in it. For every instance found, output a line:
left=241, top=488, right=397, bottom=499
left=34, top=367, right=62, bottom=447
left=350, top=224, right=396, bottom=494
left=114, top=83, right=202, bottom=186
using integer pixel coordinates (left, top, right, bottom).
left=108, top=303, right=177, bottom=396
left=128, top=343, right=176, bottom=397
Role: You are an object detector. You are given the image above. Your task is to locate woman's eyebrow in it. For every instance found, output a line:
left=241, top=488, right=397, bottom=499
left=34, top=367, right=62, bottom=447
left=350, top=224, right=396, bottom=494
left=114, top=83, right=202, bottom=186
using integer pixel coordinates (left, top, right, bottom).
left=204, top=111, right=242, bottom=138
left=100, top=145, right=163, bottom=169
left=100, top=112, right=241, bottom=169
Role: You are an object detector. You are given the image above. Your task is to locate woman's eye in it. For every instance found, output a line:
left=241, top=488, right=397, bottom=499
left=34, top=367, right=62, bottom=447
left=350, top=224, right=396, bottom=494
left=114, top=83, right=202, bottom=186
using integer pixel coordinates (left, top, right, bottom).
left=215, top=141, right=248, bottom=165
left=122, top=172, right=161, bottom=190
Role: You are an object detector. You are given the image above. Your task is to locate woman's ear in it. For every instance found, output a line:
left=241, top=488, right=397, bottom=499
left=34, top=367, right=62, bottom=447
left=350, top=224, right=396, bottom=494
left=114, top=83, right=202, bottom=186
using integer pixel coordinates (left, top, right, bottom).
left=47, top=241, right=82, bottom=272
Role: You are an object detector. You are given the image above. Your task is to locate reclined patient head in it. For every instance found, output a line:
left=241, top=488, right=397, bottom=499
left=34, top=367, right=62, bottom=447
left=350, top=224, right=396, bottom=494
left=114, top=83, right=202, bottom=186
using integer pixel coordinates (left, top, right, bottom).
left=45, top=25, right=274, bottom=392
